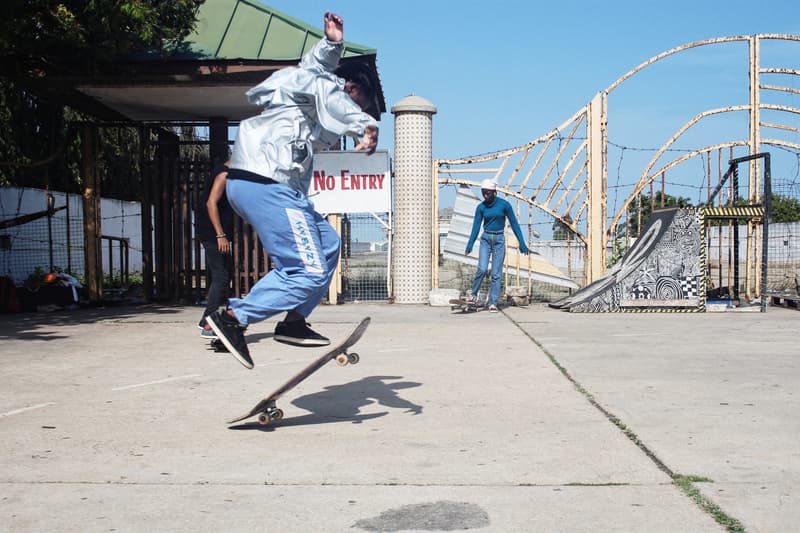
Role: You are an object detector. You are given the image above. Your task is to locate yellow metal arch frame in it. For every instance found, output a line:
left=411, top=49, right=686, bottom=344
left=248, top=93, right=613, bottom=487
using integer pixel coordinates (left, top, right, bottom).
left=436, top=106, right=591, bottom=238
left=434, top=34, right=800, bottom=285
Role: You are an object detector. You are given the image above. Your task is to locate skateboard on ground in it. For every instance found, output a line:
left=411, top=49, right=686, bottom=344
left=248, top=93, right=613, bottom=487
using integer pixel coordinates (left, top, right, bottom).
left=209, top=338, right=228, bottom=352
left=449, top=298, right=480, bottom=312
left=451, top=291, right=491, bottom=312
left=450, top=294, right=486, bottom=313
left=227, top=316, right=371, bottom=426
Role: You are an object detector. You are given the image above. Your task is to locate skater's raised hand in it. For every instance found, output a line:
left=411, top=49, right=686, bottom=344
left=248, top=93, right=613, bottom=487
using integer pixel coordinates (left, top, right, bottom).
left=324, top=12, right=344, bottom=42
left=354, top=125, right=378, bottom=154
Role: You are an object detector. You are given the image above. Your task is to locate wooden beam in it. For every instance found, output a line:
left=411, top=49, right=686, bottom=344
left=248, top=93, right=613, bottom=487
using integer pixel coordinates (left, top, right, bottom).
left=80, top=123, right=102, bottom=303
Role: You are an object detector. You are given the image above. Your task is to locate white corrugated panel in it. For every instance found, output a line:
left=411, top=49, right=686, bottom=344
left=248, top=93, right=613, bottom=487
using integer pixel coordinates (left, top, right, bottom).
left=442, top=186, right=577, bottom=289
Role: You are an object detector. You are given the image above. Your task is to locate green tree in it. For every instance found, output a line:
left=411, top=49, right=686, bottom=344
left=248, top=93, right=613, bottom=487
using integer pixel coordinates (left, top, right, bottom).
left=0, top=0, right=203, bottom=78
left=770, top=193, right=800, bottom=223
left=722, top=194, right=800, bottom=225
left=622, top=191, right=692, bottom=236
left=0, top=1, right=204, bottom=193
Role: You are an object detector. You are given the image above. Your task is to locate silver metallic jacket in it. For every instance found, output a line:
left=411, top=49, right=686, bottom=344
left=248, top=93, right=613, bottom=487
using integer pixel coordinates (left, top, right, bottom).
left=230, top=38, right=379, bottom=195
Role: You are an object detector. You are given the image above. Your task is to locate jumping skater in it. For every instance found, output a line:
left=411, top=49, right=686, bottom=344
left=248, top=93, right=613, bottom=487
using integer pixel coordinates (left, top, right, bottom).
left=207, top=12, right=379, bottom=368
left=465, top=179, right=529, bottom=312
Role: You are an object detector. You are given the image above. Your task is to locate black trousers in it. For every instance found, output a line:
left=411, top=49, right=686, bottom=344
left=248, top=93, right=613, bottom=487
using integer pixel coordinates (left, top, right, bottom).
left=201, top=240, right=233, bottom=318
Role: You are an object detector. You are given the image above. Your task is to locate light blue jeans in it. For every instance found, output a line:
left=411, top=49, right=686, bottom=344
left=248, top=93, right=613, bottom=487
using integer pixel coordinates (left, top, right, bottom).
left=470, top=231, right=505, bottom=305
left=224, top=179, right=340, bottom=326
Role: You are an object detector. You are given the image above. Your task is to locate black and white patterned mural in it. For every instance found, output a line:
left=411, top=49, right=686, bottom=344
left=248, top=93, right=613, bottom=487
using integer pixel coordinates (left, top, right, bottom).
left=551, top=208, right=704, bottom=312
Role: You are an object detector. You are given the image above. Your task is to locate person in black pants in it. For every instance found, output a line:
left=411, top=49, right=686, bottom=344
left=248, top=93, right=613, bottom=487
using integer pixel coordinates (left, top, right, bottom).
left=196, top=160, right=234, bottom=338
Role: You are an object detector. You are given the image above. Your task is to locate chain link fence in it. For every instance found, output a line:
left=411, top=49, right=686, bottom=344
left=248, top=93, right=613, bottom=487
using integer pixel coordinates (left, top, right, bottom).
left=340, top=212, right=390, bottom=302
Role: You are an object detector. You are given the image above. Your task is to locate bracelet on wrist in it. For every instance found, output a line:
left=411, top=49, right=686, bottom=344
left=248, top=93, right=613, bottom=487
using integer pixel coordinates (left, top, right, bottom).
left=216, top=234, right=226, bottom=238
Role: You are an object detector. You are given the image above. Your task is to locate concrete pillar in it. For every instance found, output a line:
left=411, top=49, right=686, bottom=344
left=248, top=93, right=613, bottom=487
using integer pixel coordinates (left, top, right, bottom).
left=391, top=95, right=437, bottom=303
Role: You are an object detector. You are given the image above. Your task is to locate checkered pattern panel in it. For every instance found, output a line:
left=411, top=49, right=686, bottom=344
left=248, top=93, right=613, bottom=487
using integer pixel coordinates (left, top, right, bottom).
left=680, top=276, right=698, bottom=298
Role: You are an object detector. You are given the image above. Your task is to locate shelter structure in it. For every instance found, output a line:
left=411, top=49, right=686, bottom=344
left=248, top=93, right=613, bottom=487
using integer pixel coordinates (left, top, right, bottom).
left=22, top=0, right=386, bottom=303
left=33, top=0, right=385, bottom=123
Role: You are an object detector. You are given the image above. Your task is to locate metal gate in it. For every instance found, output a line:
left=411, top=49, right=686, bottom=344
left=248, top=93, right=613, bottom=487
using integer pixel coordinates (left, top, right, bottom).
left=340, top=212, right=391, bottom=302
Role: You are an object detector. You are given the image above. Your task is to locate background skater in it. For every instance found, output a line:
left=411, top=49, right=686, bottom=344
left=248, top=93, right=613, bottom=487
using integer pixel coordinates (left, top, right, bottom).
left=464, top=179, right=529, bottom=312
left=207, top=12, right=380, bottom=368
left=196, top=160, right=233, bottom=339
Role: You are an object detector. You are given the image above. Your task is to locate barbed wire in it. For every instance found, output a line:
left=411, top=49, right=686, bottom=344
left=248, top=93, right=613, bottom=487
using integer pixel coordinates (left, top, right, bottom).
left=606, top=140, right=697, bottom=154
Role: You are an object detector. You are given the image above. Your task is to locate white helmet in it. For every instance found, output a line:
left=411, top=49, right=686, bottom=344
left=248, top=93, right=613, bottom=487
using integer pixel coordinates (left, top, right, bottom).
left=480, top=179, right=497, bottom=191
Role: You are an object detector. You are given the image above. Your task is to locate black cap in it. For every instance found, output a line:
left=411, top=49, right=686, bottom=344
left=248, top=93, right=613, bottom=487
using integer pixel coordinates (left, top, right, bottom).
left=335, top=61, right=380, bottom=120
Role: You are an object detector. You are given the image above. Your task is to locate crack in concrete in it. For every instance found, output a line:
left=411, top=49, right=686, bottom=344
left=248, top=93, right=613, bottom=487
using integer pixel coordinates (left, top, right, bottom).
left=505, top=313, right=747, bottom=532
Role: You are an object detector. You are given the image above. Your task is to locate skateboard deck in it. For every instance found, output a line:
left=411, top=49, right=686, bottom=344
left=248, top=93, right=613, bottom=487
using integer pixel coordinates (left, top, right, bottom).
left=449, top=298, right=480, bottom=312
left=227, top=316, right=371, bottom=426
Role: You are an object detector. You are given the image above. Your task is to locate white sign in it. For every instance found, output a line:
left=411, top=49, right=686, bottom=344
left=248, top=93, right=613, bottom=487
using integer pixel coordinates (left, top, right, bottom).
left=310, top=150, right=391, bottom=213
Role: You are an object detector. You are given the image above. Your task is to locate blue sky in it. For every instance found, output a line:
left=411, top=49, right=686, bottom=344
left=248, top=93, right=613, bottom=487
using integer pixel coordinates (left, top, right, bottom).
left=263, top=0, right=799, bottom=157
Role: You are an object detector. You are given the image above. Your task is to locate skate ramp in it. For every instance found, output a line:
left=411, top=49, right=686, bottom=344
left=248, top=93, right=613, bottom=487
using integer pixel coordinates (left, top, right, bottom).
left=551, top=207, right=704, bottom=312
left=442, top=186, right=577, bottom=289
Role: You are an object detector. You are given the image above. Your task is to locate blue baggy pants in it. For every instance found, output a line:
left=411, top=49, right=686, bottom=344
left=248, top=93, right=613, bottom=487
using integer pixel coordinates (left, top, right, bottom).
left=470, top=231, right=505, bottom=306
left=224, top=179, right=340, bottom=326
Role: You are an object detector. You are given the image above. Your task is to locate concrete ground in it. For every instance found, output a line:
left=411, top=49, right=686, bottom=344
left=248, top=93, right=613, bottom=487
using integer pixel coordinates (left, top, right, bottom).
left=0, top=301, right=798, bottom=532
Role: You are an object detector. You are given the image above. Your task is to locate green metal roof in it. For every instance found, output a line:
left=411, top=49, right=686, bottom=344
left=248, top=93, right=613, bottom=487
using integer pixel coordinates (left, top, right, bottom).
left=185, top=0, right=377, bottom=61
left=55, top=0, right=384, bottom=121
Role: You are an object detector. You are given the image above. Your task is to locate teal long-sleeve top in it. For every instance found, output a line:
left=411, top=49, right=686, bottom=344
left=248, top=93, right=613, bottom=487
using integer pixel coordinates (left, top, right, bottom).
left=465, top=197, right=528, bottom=253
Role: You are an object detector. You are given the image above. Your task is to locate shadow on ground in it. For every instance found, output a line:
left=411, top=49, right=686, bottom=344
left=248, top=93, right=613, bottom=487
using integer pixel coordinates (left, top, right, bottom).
left=0, top=304, right=187, bottom=340
left=229, top=375, right=423, bottom=431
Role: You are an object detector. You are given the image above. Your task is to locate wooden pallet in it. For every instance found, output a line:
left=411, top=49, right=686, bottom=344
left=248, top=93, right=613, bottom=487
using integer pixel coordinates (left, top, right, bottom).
left=769, top=293, right=800, bottom=309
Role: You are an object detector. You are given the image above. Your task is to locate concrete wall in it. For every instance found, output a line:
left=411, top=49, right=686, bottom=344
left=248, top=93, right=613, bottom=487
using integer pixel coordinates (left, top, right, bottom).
left=0, top=187, right=144, bottom=284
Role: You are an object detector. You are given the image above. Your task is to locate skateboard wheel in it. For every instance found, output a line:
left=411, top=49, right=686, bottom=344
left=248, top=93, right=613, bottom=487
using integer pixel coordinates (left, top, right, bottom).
left=348, top=353, right=360, bottom=364
left=335, top=354, right=349, bottom=366
left=257, top=413, right=270, bottom=426
left=271, top=408, right=284, bottom=420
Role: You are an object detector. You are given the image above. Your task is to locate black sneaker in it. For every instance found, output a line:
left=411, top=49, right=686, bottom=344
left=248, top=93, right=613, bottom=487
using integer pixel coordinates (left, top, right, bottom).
left=274, top=320, right=330, bottom=347
left=198, top=317, right=207, bottom=330
left=206, top=307, right=253, bottom=369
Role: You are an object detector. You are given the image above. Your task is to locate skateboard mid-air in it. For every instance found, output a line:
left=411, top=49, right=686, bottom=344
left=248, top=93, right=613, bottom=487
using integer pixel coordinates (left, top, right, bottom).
left=227, top=316, right=371, bottom=426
